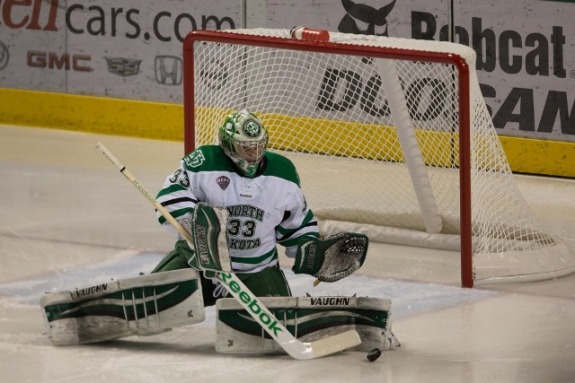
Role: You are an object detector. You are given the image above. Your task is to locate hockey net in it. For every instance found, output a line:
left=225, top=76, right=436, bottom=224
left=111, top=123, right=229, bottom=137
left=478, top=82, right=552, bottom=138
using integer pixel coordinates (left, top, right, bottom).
left=183, top=28, right=575, bottom=287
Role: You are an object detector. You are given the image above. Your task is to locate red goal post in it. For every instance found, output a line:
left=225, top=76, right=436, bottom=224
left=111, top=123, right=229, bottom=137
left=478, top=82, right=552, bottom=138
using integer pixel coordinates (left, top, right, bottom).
left=182, top=27, right=575, bottom=288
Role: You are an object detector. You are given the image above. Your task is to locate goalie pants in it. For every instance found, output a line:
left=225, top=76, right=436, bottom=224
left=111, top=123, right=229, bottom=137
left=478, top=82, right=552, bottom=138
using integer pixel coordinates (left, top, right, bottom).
left=152, top=239, right=291, bottom=307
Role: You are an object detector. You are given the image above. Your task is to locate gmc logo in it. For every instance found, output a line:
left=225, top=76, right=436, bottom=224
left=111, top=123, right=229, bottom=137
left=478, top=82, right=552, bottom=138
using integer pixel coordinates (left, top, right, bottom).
left=27, top=51, right=92, bottom=72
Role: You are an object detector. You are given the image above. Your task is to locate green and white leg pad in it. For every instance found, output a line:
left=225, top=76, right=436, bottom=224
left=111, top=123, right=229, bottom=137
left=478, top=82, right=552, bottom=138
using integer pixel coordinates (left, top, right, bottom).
left=215, top=295, right=394, bottom=354
left=40, top=269, right=204, bottom=345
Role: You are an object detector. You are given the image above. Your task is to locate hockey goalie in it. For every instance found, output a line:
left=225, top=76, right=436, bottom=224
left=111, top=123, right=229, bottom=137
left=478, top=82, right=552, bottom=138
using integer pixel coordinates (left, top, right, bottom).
left=40, top=110, right=397, bottom=356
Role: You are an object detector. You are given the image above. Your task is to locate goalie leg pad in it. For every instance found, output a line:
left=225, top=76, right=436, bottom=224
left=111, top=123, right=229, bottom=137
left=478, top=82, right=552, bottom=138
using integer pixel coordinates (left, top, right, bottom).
left=190, top=202, right=232, bottom=272
left=40, top=269, right=205, bottom=345
left=293, top=232, right=369, bottom=282
left=215, top=295, right=393, bottom=354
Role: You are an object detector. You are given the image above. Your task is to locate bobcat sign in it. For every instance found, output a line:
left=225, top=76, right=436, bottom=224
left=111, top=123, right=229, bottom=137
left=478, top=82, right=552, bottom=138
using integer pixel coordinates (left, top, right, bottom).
left=263, top=0, right=575, bottom=143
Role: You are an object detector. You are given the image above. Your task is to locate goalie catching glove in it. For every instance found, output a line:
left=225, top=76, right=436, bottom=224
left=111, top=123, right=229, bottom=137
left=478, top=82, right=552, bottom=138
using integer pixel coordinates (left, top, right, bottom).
left=292, top=232, right=368, bottom=282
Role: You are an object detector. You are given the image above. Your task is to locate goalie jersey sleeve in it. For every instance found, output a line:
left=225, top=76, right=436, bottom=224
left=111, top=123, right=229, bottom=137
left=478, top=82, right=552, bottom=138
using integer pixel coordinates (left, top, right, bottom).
left=156, top=145, right=319, bottom=273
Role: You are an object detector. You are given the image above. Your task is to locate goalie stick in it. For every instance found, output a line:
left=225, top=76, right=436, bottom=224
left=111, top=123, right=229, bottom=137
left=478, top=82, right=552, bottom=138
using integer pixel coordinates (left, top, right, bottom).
left=95, top=142, right=361, bottom=360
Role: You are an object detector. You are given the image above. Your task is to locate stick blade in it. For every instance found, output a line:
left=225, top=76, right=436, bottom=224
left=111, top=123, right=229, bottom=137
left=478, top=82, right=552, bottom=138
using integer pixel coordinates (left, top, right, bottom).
left=291, top=330, right=361, bottom=360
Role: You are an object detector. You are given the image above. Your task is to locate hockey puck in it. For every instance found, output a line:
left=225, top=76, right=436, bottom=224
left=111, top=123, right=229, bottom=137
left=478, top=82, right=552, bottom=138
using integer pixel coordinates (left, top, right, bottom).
left=366, top=348, right=382, bottom=362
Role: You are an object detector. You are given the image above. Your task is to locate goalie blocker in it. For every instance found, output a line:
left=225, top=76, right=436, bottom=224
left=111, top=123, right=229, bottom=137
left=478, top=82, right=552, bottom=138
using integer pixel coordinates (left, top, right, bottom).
left=188, top=202, right=232, bottom=273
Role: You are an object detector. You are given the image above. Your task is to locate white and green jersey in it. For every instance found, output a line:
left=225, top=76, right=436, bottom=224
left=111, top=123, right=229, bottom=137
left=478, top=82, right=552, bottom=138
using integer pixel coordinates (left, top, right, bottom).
left=156, top=145, right=319, bottom=274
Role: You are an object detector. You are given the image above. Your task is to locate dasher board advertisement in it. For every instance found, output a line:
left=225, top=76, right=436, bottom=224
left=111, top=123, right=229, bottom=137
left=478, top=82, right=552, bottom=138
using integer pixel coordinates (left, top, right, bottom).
left=0, top=0, right=240, bottom=102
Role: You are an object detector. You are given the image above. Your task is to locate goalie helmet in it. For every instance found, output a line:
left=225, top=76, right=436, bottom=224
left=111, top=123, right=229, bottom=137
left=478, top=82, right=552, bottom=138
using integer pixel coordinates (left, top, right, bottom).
left=218, top=110, right=268, bottom=177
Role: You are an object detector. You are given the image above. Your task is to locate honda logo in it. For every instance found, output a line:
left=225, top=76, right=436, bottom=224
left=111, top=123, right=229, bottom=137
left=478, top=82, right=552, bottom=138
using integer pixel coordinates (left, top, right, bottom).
left=155, top=55, right=182, bottom=85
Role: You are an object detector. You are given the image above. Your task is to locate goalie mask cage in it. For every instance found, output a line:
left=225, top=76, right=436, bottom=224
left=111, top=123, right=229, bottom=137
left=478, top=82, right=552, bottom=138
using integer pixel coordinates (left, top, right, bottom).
left=183, top=28, right=575, bottom=288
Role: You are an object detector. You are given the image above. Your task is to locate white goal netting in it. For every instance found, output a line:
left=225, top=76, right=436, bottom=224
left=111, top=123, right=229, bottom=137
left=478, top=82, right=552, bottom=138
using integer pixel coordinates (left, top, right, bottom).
left=184, top=28, right=575, bottom=286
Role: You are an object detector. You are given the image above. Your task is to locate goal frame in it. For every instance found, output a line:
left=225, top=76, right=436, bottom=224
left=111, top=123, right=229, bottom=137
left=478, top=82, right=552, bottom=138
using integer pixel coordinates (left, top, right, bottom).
left=182, top=29, right=474, bottom=287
